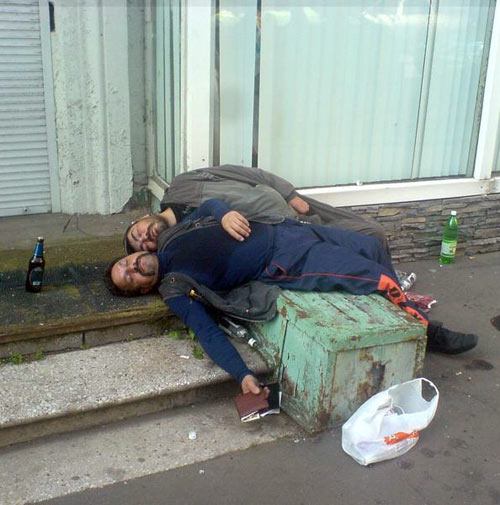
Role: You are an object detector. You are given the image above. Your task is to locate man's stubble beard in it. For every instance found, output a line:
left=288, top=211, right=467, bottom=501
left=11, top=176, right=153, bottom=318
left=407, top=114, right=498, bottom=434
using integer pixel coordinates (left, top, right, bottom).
left=148, top=215, right=170, bottom=243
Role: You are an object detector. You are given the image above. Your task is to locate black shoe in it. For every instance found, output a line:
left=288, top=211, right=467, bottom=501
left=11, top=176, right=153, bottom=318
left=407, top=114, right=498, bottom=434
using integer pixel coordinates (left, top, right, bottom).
left=427, top=321, right=478, bottom=354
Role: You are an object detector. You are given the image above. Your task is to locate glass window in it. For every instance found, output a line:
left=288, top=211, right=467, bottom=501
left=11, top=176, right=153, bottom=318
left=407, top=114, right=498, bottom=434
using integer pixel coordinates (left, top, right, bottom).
left=215, top=0, right=496, bottom=188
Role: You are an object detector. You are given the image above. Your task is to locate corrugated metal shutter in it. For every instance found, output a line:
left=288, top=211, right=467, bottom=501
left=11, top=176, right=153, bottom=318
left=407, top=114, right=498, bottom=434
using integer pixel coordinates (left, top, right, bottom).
left=0, top=0, right=55, bottom=217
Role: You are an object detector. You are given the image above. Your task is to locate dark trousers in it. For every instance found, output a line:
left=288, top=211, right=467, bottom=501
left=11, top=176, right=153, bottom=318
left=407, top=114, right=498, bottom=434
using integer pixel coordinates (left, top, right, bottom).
left=259, top=220, right=428, bottom=325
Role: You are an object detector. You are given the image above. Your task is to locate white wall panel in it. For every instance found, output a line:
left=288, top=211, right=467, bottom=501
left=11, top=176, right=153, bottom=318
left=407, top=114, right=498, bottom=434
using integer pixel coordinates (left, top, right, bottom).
left=51, top=0, right=133, bottom=214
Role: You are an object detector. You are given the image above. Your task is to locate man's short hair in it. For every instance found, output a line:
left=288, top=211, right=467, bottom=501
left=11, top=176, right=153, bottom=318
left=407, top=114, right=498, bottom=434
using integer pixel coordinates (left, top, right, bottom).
left=123, top=220, right=140, bottom=255
left=103, top=258, right=140, bottom=297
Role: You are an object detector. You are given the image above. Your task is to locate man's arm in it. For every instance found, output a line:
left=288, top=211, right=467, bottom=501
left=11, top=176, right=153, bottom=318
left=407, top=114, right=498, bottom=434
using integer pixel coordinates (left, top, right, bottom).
left=181, top=198, right=231, bottom=222
left=166, top=295, right=258, bottom=388
left=163, top=166, right=309, bottom=217
left=214, top=165, right=298, bottom=201
left=214, top=166, right=309, bottom=214
left=181, top=199, right=251, bottom=241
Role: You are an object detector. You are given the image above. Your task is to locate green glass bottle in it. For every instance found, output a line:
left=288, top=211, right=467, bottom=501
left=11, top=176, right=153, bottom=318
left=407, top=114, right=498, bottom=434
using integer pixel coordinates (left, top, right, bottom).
left=440, top=211, right=458, bottom=264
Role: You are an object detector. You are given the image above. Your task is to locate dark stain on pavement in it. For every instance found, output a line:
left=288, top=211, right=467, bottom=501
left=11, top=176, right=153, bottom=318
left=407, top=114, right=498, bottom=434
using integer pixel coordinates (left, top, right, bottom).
left=105, top=468, right=126, bottom=480
left=449, top=438, right=469, bottom=450
left=398, top=460, right=414, bottom=470
left=491, top=315, right=500, bottom=331
left=465, top=359, right=494, bottom=371
left=420, top=447, right=436, bottom=458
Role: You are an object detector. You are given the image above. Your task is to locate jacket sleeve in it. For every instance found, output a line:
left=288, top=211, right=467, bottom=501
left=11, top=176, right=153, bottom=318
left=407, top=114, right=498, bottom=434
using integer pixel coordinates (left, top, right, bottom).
left=166, top=295, right=255, bottom=384
left=215, top=165, right=299, bottom=202
left=181, top=198, right=231, bottom=223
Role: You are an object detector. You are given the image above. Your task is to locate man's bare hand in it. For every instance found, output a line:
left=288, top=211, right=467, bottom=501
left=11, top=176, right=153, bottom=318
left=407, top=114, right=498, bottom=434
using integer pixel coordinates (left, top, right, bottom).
left=221, top=211, right=251, bottom=241
left=241, top=375, right=270, bottom=398
left=289, top=196, right=309, bottom=214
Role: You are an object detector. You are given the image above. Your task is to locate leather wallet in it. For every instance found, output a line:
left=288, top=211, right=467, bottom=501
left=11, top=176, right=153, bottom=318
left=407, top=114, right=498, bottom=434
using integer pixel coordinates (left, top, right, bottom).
left=234, top=383, right=281, bottom=422
left=234, top=390, right=270, bottom=422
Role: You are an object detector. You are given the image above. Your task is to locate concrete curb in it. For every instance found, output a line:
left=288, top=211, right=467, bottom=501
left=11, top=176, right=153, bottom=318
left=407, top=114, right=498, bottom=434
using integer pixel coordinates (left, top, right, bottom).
left=0, top=336, right=272, bottom=447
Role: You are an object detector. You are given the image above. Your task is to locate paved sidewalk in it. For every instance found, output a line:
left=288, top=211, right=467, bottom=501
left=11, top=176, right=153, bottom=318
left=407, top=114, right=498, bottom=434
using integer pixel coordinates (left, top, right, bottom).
left=0, top=211, right=146, bottom=252
left=31, top=251, right=500, bottom=505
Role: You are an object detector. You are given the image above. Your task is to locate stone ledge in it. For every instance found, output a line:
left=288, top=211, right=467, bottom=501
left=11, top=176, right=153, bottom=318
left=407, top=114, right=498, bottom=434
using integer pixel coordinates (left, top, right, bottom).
left=349, top=194, right=500, bottom=262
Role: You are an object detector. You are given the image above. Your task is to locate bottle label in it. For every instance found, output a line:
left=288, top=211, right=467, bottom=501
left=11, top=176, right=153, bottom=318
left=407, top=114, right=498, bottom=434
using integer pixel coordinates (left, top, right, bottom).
left=34, top=243, right=43, bottom=258
left=440, top=240, right=457, bottom=258
left=29, top=267, right=43, bottom=286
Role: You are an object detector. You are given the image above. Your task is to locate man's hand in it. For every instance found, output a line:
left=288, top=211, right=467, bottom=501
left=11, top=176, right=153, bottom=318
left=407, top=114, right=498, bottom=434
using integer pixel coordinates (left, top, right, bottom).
left=289, top=196, right=309, bottom=214
left=221, top=211, right=251, bottom=241
left=241, top=374, right=270, bottom=398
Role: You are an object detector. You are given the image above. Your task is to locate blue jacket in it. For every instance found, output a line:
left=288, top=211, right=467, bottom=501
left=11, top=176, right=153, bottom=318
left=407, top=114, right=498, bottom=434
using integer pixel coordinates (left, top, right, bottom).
left=157, top=199, right=279, bottom=384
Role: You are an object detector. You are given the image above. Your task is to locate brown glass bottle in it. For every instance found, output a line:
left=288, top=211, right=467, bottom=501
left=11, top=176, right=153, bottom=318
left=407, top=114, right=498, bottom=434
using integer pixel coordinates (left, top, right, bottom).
left=26, top=237, right=45, bottom=293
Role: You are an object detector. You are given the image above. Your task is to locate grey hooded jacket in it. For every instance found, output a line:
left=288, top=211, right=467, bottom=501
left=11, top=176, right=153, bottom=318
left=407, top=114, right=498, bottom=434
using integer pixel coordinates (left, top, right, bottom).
left=160, top=164, right=388, bottom=250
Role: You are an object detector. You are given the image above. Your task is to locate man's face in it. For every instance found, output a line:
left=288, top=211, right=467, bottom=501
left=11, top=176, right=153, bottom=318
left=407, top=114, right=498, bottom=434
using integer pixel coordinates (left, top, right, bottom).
left=127, top=215, right=169, bottom=252
left=111, top=252, right=159, bottom=294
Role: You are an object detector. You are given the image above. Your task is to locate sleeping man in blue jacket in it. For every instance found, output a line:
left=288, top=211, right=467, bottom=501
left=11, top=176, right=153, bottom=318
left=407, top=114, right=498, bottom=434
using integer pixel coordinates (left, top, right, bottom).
left=104, top=199, right=478, bottom=396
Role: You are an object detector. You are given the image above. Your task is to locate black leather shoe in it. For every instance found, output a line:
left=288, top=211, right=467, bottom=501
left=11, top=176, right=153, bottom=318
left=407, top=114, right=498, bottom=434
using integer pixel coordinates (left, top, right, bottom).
left=427, top=321, right=478, bottom=354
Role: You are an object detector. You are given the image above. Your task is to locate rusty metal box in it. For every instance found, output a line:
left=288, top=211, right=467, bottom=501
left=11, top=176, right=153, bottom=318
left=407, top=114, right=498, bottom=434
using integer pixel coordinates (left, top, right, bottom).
left=248, top=290, right=427, bottom=433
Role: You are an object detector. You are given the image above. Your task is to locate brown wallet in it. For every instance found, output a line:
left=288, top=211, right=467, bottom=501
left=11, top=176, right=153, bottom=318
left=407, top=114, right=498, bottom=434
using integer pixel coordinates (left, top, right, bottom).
left=234, top=390, right=270, bottom=422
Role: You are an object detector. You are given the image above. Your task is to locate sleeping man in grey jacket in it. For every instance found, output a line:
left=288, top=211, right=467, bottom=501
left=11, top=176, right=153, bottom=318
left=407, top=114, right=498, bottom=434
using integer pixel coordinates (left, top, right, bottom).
left=124, top=164, right=390, bottom=256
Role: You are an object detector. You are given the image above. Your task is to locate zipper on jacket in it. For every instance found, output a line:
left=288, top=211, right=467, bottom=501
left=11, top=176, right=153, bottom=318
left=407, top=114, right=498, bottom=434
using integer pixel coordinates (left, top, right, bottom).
left=189, top=288, right=205, bottom=302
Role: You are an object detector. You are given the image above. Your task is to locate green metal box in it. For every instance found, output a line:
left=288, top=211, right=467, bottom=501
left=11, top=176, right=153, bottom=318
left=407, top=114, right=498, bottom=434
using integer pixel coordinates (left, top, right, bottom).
left=248, top=290, right=427, bottom=433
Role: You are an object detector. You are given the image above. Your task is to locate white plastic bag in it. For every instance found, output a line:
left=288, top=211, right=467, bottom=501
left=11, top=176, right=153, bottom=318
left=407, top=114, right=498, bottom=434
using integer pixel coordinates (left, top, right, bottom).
left=342, top=378, right=439, bottom=466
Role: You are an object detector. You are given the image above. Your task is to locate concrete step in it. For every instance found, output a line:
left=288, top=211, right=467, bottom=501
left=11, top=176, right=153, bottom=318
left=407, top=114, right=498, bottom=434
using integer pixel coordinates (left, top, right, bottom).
left=0, top=397, right=301, bottom=505
left=0, top=211, right=164, bottom=359
left=1, top=243, right=177, bottom=359
left=0, top=294, right=178, bottom=359
left=0, top=336, right=273, bottom=448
